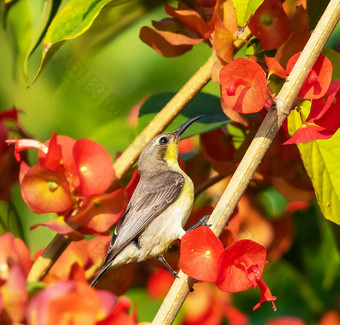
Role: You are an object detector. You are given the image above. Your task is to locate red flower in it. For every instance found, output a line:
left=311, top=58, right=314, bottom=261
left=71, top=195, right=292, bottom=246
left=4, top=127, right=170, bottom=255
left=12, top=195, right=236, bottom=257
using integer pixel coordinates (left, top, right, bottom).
left=216, top=239, right=277, bottom=311
left=147, top=269, right=175, bottom=299
left=20, top=164, right=74, bottom=214
left=286, top=53, right=333, bottom=99
left=220, top=58, right=268, bottom=114
left=73, top=138, right=115, bottom=196
left=307, top=80, right=340, bottom=131
left=26, top=280, right=118, bottom=325
left=249, top=0, right=290, bottom=50
left=0, top=233, right=31, bottom=324
left=180, top=226, right=224, bottom=282
left=139, top=2, right=213, bottom=57
left=265, top=55, right=287, bottom=79
left=283, top=124, right=333, bottom=144
left=7, top=133, right=128, bottom=236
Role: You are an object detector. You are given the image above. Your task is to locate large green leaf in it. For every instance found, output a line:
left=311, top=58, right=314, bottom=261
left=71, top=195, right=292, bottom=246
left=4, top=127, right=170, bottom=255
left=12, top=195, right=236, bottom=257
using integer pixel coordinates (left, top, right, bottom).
left=24, top=0, right=62, bottom=78
left=231, top=0, right=263, bottom=27
left=136, top=92, right=231, bottom=139
left=288, top=110, right=340, bottom=225
left=72, top=0, right=162, bottom=55
left=30, top=0, right=131, bottom=83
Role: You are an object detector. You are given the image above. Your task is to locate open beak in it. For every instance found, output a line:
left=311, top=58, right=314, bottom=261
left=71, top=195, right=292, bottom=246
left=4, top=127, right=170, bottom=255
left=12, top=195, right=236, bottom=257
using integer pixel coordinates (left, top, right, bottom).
left=174, top=115, right=203, bottom=138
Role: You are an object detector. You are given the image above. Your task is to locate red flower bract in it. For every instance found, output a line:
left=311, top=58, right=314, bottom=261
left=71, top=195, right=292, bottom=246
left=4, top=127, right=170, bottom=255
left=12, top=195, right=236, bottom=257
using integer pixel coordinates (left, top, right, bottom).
left=216, top=239, right=276, bottom=311
left=248, top=0, right=290, bottom=50
left=0, top=233, right=31, bottom=324
left=216, top=239, right=267, bottom=292
left=20, top=164, right=74, bottom=214
left=286, top=53, right=333, bottom=99
left=307, top=80, right=340, bottom=131
left=220, top=58, right=267, bottom=114
left=180, top=226, right=224, bottom=282
left=27, top=280, right=116, bottom=325
left=73, top=138, right=115, bottom=197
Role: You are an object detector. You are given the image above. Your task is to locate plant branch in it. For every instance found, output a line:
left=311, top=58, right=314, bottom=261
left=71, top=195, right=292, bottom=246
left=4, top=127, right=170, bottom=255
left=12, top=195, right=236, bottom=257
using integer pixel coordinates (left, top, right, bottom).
left=152, top=0, right=340, bottom=323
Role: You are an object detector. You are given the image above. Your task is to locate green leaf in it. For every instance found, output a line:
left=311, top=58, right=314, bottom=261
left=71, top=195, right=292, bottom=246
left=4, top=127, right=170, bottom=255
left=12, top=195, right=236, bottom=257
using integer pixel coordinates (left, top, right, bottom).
left=24, top=0, right=62, bottom=79
left=136, top=92, right=231, bottom=139
left=257, top=186, right=288, bottom=219
left=288, top=110, right=340, bottom=225
left=0, top=201, right=25, bottom=239
left=72, top=0, right=162, bottom=55
left=31, top=0, right=132, bottom=83
left=231, top=0, right=264, bottom=27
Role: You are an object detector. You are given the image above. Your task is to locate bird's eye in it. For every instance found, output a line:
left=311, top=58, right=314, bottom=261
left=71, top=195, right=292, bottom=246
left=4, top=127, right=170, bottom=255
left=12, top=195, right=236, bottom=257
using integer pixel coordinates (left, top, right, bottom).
left=159, top=137, right=168, bottom=145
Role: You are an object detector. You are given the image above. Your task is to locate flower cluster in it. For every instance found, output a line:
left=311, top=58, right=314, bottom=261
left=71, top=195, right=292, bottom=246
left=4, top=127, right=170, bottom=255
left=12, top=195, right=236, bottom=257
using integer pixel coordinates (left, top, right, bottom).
left=0, top=232, right=137, bottom=324
left=180, top=226, right=277, bottom=311
left=140, top=0, right=339, bottom=144
left=7, top=133, right=137, bottom=236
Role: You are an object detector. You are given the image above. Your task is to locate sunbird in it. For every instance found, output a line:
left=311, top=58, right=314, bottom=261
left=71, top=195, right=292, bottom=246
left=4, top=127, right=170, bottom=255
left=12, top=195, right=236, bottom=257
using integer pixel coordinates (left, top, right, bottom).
left=90, top=116, right=207, bottom=287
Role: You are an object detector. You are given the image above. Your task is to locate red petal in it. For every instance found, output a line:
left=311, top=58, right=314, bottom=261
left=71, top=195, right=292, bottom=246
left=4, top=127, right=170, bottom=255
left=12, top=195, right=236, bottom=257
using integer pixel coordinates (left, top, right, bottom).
left=125, top=169, right=140, bottom=199
left=284, top=124, right=334, bottom=144
left=139, top=26, right=200, bottom=57
left=30, top=217, right=75, bottom=234
left=20, top=165, right=74, bottom=214
left=7, top=138, right=48, bottom=162
left=249, top=0, right=290, bottom=50
left=0, top=232, right=31, bottom=279
left=211, top=16, right=235, bottom=63
left=220, top=58, right=267, bottom=114
left=286, top=53, right=333, bottom=99
left=72, top=189, right=128, bottom=233
left=216, top=239, right=267, bottom=292
left=265, top=55, right=287, bottom=78
left=38, top=132, right=63, bottom=172
left=147, top=268, right=175, bottom=299
left=252, top=277, right=277, bottom=311
left=73, top=139, right=115, bottom=196
left=0, top=263, right=28, bottom=323
left=180, top=226, right=224, bottom=282
left=0, top=107, right=19, bottom=122
left=39, top=135, right=78, bottom=186
left=266, top=317, right=306, bottom=325
left=165, top=3, right=212, bottom=39
left=307, top=80, right=340, bottom=131
left=200, top=127, right=235, bottom=162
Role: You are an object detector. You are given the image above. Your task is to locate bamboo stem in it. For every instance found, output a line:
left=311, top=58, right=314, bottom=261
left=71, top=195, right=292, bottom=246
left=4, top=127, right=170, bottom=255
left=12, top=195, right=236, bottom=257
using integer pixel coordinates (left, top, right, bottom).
left=152, top=0, right=340, bottom=323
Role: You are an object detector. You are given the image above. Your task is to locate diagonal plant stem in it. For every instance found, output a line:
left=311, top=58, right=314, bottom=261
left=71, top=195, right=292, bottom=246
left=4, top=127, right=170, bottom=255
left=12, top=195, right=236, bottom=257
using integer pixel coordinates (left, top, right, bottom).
left=152, top=0, right=340, bottom=323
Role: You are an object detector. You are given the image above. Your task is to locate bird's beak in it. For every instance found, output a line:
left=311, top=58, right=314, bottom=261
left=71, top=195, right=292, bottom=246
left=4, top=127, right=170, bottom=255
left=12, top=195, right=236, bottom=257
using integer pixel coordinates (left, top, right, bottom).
left=174, top=115, right=203, bottom=138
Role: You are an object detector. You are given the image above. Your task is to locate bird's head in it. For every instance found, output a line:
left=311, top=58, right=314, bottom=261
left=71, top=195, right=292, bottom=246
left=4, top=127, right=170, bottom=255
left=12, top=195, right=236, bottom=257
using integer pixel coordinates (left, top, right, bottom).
left=138, top=116, right=203, bottom=175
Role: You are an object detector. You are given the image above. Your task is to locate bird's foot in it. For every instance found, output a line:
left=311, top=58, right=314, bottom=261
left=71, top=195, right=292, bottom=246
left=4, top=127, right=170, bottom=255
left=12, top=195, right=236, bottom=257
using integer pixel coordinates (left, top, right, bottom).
left=156, top=255, right=179, bottom=278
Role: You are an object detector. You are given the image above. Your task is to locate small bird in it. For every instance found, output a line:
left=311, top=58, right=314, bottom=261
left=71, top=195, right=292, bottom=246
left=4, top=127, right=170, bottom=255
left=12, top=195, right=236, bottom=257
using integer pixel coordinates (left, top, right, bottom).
left=90, top=116, right=207, bottom=287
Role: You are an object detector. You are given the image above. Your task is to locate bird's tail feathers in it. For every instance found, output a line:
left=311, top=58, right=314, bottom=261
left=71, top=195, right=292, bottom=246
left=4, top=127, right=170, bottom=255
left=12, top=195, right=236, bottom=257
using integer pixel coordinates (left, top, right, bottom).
left=89, top=263, right=111, bottom=287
